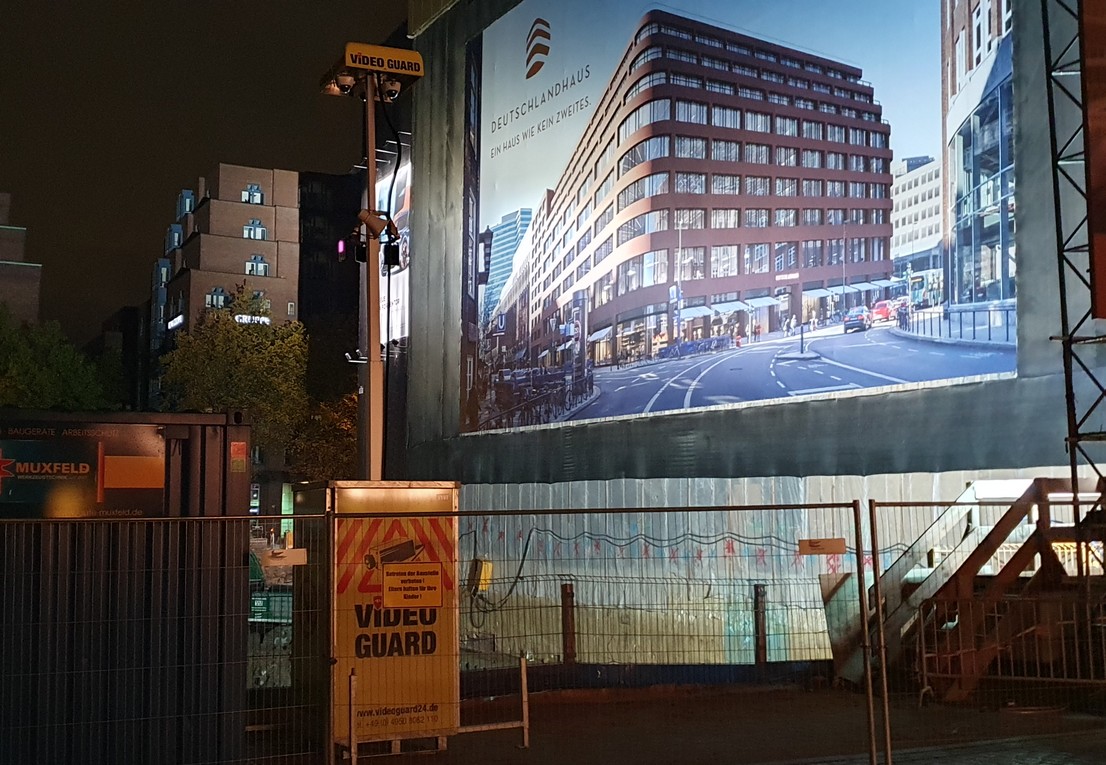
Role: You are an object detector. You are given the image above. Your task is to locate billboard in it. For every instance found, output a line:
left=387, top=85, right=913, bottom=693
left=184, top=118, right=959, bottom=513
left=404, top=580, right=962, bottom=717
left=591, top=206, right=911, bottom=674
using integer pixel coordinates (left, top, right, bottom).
left=0, top=421, right=166, bottom=518
left=376, top=161, right=412, bottom=342
left=462, top=0, right=1017, bottom=433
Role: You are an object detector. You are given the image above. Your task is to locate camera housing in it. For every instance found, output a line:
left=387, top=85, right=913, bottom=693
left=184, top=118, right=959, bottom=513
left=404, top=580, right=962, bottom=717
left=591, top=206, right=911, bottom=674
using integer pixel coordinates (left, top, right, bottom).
left=336, top=73, right=357, bottom=94
left=380, top=78, right=402, bottom=102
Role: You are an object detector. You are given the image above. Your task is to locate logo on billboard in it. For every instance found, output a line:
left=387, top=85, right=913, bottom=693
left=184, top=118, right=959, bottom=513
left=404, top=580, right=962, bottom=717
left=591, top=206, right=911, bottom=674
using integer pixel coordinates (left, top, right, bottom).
left=0, top=449, right=14, bottom=492
left=525, top=18, right=551, bottom=79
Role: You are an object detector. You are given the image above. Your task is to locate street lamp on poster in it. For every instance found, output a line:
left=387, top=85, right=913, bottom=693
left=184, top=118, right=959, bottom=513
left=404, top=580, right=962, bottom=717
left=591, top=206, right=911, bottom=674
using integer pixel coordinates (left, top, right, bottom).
left=320, top=43, right=424, bottom=480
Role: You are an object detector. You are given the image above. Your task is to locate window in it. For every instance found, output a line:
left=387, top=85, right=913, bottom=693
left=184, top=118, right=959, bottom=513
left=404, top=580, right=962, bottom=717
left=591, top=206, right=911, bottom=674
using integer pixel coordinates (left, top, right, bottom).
left=625, top=71, right=668, bottom=102
left=774, top=242, right=799, bottom=271
left=801, top=208, right=823, bottom=226
left=768, top=92, right=791, bottom=106
left=243, top=219, right=267, bottom=240
left=827, top=124, right=846, bottom=143
left=675, top=135, right=707, bottom=158
left=848, top=128, right=868, bottom=146
left=287, top=301, right=296, bottom=317
left=746, top=176, right=770, bottom=195
left=745, top=111, right=771, bottom=132
left=642, top=248, right=669, bottom=286
left=620, top=135, right=670, bottom=174
left=734, top=63, right=758, bottom=77
left=671, top=73, right=703, bottom=91
left=711, top=245, right=740, bottom=277
left=774, top=208, right=797, bottom=226
left=789, top=77, right=810, bottom=89
left=712, top=174, right=741, bottom=194
left=667, top=48, right=697, bottom=64
left=802, top=179, right=823, bottom=197
left=776, top=147, right=798, bottom=167
left=744, top=243, right=770, bottom=274
left=592, top=235, right=613, bottom=266
left=775, top=116, right=798, bottom=136
left=775, top=178, right=798, bottom=197
left=675, top=99, right=708, bottom=124
left=744, top=208, right=769, bottom=227
left=795, top=97, right=816, bottom=110
left=761, top=70, right=784, bottom=84
left=827, top=152, right=846, bottom=170
left=677, top=247, right=705, bottom=280
left=801, top=120, right=824, bottom=140
left=744, top=144, right=770, bottom=164
left=631, top=46, right=662, bottom=72
left=849, top=154, right=866, bottom=172
left=706, top=80, right=735, bottom=95
left=712, top=139, right=741, bottom=162
left=675, top=172, right=707, bottom=194
left=617, top=210, right=669, bottom=245
left=801, top=149, right=823, bottom=169
left=711, top=209, right=741, bottom=229
left=674, top=209, right=705, bottom=228
left=802, top=239, right=824, bottom=267
left=594, top=172, right=615, bottom=205
left=241, top=183, right=264, bottom=204
left=870, top=132, right=886, bottom=148
left=619, top=99, right=670, bottom=142
left=245, top=254, right=269, bottom=276
left=738, top=86, right=765, bottom=100
left=712, top=105, right=742, bottom=129
left=701, top=55, right=729, bottom=71
left=205, top=287, right=228, bottom=309
left=849, top=181, right=867, bottom=198
left=594, top=204, right=614, bottom=235
left=827, top=180, right=846, bottom=197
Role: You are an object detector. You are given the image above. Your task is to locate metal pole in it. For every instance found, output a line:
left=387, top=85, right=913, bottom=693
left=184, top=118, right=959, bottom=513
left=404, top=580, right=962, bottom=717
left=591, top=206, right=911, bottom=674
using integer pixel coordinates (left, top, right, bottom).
left=868, top=499, right=894, bottom=764
left=349, top=668, right=358, bottom=765
left=519, top=653, right=530, bottom=749
left=754, top=583, right=768, bottom=666
left=852, top=499, right=878, bottom=765
left=359, top=74, right=384, bottom=481
left=560, top=582, right=577, bottom=665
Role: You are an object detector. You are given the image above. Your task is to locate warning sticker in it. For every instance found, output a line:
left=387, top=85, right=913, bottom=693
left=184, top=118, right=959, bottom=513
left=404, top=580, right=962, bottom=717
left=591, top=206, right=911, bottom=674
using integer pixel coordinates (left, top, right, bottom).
left=383, top=563, right=443, bottom=608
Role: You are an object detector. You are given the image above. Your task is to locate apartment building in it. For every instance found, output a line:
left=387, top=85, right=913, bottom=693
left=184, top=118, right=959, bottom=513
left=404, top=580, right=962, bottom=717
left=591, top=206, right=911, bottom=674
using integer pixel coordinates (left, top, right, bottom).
left=499, top=10, right=894, bottom=366
left=890, top=157, right=943, bottom=276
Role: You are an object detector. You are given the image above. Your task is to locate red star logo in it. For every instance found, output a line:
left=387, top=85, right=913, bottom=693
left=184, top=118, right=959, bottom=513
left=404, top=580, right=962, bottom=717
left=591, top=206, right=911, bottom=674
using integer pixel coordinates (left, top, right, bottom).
left=0, top=449, right=14, bottom=492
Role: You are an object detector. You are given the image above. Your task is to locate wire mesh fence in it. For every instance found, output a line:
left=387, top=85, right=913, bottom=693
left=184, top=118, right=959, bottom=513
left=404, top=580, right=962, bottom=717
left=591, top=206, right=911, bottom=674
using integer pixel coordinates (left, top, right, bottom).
left=869, top=490, right=1106, bottom=753
left=3, top=489, right=1106, bottom=763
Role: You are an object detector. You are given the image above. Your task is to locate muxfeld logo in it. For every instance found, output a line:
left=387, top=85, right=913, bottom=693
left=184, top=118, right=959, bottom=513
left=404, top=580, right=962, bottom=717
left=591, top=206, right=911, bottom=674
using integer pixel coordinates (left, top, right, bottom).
left=0, top=449, right=13, bottom=492
left=525, top=18, right=552, bottom=79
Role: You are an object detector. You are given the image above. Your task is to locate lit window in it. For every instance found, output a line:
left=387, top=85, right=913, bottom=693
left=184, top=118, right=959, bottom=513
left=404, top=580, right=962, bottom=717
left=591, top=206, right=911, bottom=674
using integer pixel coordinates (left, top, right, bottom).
left=241, top=183, right=264, bottom=204
left=243, top=219, right=268, bottom=240
left=246, top=254, right=269, bottom=276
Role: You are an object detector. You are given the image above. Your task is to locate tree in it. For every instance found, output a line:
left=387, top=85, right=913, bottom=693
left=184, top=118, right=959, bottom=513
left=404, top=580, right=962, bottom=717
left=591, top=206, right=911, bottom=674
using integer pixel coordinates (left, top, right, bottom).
left=0, top=306, right=110, bottom=410
left=288, top=393, right=359, bottom=481
left=159, top=288, right=309, bottom=454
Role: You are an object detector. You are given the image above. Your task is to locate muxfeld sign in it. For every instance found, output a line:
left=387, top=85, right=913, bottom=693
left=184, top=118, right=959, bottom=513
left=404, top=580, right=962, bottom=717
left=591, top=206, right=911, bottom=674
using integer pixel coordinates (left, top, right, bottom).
left=0, top=421, right=166, bottom=518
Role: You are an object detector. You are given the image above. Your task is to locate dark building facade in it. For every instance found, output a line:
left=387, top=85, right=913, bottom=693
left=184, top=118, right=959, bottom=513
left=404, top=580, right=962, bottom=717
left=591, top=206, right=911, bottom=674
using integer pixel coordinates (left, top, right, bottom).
left=496, top=11, right=894, bottom=367
left=0, top=192, right=41, bottom=326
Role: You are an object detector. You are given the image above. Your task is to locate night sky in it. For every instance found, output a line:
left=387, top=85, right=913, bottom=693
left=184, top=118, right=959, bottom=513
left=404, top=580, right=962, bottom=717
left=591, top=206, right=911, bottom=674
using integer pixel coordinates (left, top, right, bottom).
left=0, top=2, right=406, bottom=346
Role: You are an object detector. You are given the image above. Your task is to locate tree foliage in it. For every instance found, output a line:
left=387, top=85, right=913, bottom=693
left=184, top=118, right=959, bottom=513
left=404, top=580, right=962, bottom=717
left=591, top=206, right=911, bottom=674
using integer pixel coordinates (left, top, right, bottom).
left=159, top=289, right=309, bottom=453
left=289, top=393, right=359, bottom=481
left=0, top=306, right=110, bottom=410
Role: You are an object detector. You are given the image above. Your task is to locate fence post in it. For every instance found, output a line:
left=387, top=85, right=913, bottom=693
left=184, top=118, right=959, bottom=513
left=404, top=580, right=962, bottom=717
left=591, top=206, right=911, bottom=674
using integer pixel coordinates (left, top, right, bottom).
left=852, top=499, right=878, bottom=765
left=868, top=499, right=894, bottom=765
left=753, top=583, right=768, bottom=667
left=348, top=668, right=358, bottom=765
left=560, top=583, right=577, bottom=665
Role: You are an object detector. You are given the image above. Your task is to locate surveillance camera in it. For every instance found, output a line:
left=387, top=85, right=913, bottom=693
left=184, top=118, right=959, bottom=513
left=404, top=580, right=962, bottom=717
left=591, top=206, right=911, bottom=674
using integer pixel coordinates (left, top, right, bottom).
left=356, top=209, right=399, bottom=240
left=336, top=73, right=357, bottom=94
left=381, top=79, right=401, bottom=102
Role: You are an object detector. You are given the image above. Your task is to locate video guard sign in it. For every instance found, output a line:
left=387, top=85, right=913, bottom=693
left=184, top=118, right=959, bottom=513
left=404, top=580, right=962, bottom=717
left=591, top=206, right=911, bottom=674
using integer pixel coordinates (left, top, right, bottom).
left=331, top=482, right=460, bottom=745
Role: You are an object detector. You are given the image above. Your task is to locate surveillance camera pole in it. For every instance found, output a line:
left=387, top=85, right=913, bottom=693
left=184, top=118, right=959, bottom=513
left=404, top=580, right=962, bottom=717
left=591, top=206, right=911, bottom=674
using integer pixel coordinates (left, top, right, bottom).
left=359, top=73, right=384, bottom=481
